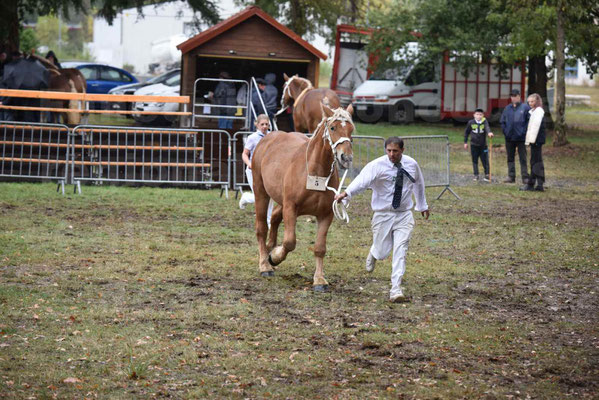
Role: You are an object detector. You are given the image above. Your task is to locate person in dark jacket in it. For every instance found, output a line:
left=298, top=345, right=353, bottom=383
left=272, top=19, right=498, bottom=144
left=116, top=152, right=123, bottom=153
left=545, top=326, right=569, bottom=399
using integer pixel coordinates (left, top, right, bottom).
left=500, top=89, right=530, bottom=184
left=520, top=93, right=546, bottom=192
left=464, top=108, right=494, bottom=181
left=250, top=78, right=267, bottom=127
left=45, top=50, right=62, bottom=69
left=262, top=73, right=278, bottom=118
left=214, top=71, right=236, bottom=129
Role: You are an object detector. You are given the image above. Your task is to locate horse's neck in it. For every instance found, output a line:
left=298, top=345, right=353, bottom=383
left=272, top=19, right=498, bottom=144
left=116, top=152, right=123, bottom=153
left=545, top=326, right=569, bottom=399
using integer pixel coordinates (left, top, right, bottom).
left=306, top=126, right=335, bottom=176
left=291, top=81, right=310, bottom=99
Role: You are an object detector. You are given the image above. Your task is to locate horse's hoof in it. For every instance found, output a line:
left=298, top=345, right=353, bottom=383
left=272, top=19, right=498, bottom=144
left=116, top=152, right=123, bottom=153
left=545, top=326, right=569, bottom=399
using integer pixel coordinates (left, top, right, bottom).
left=268, top=254, right=282, bottom=267
left=313, top=285, right=329, bottom=292
left=260, top=271, right=275, bottom=277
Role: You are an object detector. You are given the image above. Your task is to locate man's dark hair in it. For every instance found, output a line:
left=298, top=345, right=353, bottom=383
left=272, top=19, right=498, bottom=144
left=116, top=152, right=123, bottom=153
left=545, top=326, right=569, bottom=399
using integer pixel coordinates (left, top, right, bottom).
left=385, top=136, right=404, bottom=149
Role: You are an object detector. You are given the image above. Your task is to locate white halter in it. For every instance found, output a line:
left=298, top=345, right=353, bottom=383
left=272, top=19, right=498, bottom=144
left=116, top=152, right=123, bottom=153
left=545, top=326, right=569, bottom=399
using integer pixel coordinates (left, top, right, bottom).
left=275, top=76, right=313, bottom=116
left=305, top=107, right=354, bottom=222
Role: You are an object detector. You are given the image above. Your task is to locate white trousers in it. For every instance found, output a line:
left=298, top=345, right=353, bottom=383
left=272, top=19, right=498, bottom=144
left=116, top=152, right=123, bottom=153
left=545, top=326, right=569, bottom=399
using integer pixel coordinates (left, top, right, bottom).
left=244, top=168, right=273, bottom=224
left=370, top=210, right=415, bottom=297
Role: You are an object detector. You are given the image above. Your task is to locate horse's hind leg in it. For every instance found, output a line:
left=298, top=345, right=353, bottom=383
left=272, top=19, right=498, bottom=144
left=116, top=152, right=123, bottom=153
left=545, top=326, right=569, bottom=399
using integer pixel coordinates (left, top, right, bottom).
left=266, top=204, right=283, bottom=253
left=312, top=213, right=334, bottom=292
left=254, top=179, right=274, bottom=277
left=268, top=203, right=297, bottom=266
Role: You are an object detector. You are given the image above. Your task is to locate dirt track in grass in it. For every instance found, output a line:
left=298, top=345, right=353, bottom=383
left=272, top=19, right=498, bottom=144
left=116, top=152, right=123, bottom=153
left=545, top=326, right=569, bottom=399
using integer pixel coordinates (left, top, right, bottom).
left=1, top=182, right=598, bottom=399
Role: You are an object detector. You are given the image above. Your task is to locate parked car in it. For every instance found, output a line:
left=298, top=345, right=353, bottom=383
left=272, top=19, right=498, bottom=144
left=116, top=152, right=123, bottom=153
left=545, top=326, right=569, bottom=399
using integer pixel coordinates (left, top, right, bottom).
left=133, top=73, right=181, bottom=126
left=108, top=69, right=180, bottom=114
left=61, top=62, right=139, bottom=94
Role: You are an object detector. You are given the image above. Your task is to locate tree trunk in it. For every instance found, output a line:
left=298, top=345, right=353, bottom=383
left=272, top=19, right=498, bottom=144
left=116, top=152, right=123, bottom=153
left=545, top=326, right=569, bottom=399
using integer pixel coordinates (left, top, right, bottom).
left=0, top=0, right=20, bottom=52
left=528, top=55, right=554, bottom=129
left=553, top=0, right=568, bottom=146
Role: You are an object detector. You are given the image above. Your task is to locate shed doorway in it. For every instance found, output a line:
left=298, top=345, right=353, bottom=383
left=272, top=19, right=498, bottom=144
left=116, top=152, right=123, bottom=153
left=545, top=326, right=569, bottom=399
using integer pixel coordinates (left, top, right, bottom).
left=194, top=55, right=309, bottom=131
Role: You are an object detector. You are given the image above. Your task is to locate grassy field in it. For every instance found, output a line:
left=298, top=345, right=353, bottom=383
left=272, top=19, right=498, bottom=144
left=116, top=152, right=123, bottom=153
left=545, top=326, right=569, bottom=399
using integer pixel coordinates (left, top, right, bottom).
left=1, top=101, right=599, bottom=398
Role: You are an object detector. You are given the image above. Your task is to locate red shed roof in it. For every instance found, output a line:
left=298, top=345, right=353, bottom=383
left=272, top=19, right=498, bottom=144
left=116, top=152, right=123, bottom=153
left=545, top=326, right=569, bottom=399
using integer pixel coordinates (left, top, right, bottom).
left=176, top=6, right=327, bottom=60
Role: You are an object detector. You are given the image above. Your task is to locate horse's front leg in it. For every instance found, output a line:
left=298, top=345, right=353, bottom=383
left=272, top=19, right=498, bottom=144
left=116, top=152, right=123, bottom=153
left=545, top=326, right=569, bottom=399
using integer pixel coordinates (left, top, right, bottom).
left=313, top=213, right=334, bottom=292
left=267, top=204, right=283, bottom=253
left=255, top=188, right=274, bottom=277
left=269, top=203, right=297, bottom=266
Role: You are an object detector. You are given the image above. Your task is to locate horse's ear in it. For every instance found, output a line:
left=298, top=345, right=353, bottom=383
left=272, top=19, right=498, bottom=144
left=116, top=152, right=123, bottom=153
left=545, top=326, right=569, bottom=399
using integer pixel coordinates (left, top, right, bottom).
left=284, top=73, right=289, bottom=81
left=320, top=101, right=333, bottom=119
left=346, top=103, right=354, bottom=116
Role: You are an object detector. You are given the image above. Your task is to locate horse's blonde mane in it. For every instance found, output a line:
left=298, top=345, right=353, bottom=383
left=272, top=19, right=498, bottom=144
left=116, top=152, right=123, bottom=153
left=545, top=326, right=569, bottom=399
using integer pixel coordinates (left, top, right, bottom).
left=325, top=107, right=353, bottom=127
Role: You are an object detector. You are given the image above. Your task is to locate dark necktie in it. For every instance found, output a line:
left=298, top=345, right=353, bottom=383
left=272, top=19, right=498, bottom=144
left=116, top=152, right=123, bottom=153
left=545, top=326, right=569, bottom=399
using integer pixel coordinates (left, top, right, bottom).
left=392, top=162, right=415, bottom=209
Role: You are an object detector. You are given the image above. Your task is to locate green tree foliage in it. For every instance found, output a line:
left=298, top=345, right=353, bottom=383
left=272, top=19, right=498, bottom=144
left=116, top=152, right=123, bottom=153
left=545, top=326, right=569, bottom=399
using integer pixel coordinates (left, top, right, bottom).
left=36, top=15, right=69, bottom=51
left=368, top=0, right=599, bottom=146
left=0, top=0, right=220, bottom=52
left=235, top=0, right=368, bottom=44
left=19, top=28, right=39, bottom=53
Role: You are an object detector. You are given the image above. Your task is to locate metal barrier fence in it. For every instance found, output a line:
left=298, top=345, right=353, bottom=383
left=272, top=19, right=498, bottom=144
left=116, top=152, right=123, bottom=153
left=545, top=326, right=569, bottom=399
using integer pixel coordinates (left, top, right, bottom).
left=231, top=131, right=252, bottom=195
left=0, top=123, right=457, bottom=201
left=70, top=125, right=231, bottom=195
left=230, top=133, right=385, bottom=194
left=401, top=135, right=459, bottom=199
left=0, top=121, right=70, bottom=194
left=345, top=135, right=386, bottom=181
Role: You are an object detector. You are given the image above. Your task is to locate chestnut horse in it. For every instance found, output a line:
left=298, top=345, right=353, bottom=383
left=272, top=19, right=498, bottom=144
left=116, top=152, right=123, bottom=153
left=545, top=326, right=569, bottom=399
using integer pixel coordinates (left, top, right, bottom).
left=251, top=103, right=354, bottom=291
left=280, top=73, right=342, bottom=133
left=34, top=55, right=86, bottom=125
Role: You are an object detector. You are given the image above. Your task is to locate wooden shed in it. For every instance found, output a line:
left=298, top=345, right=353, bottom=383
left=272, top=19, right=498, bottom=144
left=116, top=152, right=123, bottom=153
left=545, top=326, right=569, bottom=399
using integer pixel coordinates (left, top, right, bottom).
left=177, top=6, right=327, bottom=130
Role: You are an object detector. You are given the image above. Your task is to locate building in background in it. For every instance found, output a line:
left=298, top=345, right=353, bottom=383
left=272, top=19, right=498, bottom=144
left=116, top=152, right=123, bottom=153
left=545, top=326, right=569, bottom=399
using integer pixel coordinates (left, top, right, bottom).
left=89, top=0, right=240, bottom=75
left=565, top=59, right=596, bottom=87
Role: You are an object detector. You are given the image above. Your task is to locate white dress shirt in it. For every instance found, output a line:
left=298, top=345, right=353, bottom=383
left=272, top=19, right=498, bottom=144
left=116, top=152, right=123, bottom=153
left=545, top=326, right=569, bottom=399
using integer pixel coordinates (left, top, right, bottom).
left=244, top=131, right=265, bottom=164
left=345, top=154, right=428, bottom=212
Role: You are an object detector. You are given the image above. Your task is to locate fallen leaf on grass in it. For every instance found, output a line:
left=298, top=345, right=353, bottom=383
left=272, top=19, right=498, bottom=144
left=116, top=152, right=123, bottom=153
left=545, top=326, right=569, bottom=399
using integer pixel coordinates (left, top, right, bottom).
left=63, top=377, right=83, bottom=384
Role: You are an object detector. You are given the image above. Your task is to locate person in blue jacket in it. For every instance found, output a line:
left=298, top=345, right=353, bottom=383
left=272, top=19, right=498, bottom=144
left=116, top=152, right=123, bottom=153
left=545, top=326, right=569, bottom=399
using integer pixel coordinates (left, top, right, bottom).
left=500, top=89, right=531, bottom=184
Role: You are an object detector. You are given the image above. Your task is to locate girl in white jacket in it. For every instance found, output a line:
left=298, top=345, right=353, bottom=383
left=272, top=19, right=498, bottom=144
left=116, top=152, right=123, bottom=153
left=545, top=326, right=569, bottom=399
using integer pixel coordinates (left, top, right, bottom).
left=520, top=93, right=546, bottom=191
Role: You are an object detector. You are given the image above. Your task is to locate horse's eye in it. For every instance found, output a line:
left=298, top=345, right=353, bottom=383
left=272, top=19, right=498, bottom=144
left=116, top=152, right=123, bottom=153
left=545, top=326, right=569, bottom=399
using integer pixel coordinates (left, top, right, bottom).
left=330, top=126, right=335, bottom=131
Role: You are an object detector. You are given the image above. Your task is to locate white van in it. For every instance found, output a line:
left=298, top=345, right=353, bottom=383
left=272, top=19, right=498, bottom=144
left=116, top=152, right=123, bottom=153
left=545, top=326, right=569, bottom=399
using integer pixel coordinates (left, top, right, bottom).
left=352, top=56, right=525, bottom=124
left=352, top=60, right=441, bottom=123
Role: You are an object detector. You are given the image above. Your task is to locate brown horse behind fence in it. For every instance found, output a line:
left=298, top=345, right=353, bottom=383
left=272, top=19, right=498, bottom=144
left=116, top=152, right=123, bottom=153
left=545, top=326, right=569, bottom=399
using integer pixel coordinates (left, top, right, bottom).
left=34, top=55, right=86, bottom=125
left=251, top=103, right=354, bottom=291
left=281, top=73, right=342, bottom=133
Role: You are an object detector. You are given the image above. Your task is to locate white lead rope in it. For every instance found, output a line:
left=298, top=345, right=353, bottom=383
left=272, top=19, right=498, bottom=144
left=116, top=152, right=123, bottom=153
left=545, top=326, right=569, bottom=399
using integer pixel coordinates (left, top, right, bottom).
left=328, top=169, right=349, bottom=223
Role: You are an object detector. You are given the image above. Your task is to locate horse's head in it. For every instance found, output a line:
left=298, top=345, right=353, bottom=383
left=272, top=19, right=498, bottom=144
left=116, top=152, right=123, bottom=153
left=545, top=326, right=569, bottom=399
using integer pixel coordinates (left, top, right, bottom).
left=320, top=103, right=355, bottom=169
left=282, top=73, right=312, bottom=108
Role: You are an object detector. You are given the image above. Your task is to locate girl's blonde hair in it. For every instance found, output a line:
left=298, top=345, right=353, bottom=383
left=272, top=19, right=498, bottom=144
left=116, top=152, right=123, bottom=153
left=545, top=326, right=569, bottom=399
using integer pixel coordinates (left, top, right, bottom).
left=527, top=93, right=543, bottom=108
left=255, top=114, right=270, bottom=126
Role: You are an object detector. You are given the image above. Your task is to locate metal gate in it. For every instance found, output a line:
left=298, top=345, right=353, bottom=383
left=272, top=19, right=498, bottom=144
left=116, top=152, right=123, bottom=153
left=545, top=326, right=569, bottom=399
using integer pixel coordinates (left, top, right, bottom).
left=0, top=121, right=70, bottom=193
left=401, top=135, right=458, bottom=199
left=70, top=125, right=231, bottom=194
